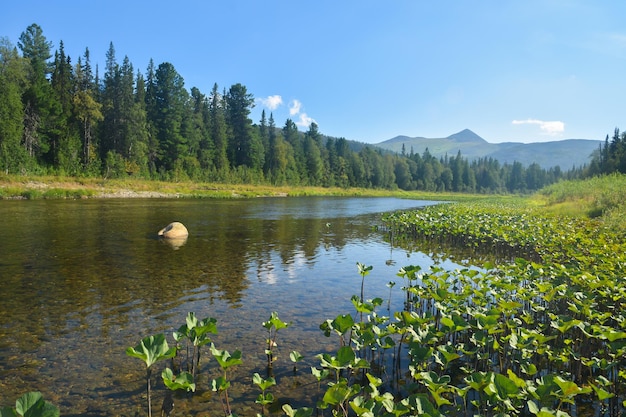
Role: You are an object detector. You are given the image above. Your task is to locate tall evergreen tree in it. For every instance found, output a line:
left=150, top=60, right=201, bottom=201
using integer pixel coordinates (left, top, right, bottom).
left=282, top=118, right=304, bottom=180
left=51, top=41, right=81, bottom=173
left=73, top=48, right=102, bottom=172
left=118, top=56, right=137, bottom=158
left=144, top=59, right=159, bottom=175
left=303, top=123, right=324, bottom=185
left=225, top=83, right=263, bottom=170
left=153, top=62, right=188, bottom=172
left=265, top=112, right=278, bottom=181
left=209, top=83, right=228, bottom=174
left=101, top=42, right=121, bottom=159
left=125, top=70, right=149, bottom=176
left=189, top=86, right=213, bottom=173
left=18, top=23, right=59, bottom=164
left=0, top=37, right=29, bottom=173
left=259, top=109, right=270, bottom=175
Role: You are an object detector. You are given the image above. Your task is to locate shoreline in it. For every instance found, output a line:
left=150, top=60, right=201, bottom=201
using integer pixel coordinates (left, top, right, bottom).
left=0, top=176, right=408, bottom=200
left=0, top=174, right=494, bottom=202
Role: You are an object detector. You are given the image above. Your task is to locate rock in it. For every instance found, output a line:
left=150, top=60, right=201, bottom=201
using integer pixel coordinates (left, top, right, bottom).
left=158, top=222, right=189, bottom=239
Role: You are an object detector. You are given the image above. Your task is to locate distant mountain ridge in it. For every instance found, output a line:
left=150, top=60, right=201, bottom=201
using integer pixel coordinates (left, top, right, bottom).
left=374, top=129, right=601, bottom=169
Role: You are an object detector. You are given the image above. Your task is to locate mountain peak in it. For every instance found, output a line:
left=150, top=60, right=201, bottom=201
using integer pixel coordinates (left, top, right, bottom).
left=447, top=129, right=486, bottom=143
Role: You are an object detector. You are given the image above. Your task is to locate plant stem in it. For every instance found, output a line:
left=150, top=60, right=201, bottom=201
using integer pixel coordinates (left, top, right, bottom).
left=147, top=367, right=152, bottom=417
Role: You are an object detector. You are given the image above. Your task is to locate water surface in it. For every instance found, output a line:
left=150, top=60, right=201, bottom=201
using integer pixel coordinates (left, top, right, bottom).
left=0, top=197, right=446, bottom=415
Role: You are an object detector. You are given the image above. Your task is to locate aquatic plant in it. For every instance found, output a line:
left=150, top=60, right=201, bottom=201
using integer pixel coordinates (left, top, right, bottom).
left=0, top=392, right=59, bottom=417
left=210, top=343, right=243, bottom=417
left=289, top=350, right=304, bottom=374
left=126, top=333, right=177, bottom=417
left=161, top=367, right=196, bottom=392
left=262, top=311, right=291, bottom=370
left=379, top=201, right=626, bottom=416
left=355, top=262, right=372, bottom=311
left=281, top=404, right=313, bottom=417
left=252, top=372, right=276, bottom=415
left=172, top=312, right=217, bottom=378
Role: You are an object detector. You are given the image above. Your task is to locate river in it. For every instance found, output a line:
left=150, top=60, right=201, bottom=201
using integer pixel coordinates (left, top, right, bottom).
left=0, top=196, right=449, bottom=416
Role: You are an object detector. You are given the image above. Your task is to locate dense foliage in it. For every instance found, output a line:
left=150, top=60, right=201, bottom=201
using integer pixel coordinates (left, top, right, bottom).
left=587, top=127, right=626, bottom=177
left=0, top=24, right=575, bottom=193
left=377, top=202, right=626, bottom=416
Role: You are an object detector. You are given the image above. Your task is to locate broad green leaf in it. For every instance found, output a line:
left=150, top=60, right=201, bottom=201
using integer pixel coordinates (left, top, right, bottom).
left=590, top=382, right=614, bottom=401
left=527, top=400, right=559, bottom=416
left=186, top=311, right=199, bottom=329
left=436, top=345, right=460, bottom=364
left=402, top=393, right=441, bottom=416
left=126, top=333, right=176, bottom=368
left=14, top=392, right=59, bottom=417
left=311, top=366, right=330, bottom=381
left=0, top=407, right=17, bottom=417
left=357, top=262, right=373, bottom=276
left=485, top=373, right=519, bottom=400
left=322, top=380, right=359, bottom=406
left=210, top=343, right=242, bottom=370
left=161, top=368, right=196, bottom=392
left=440, top=317, right=455, bottom=329
left=336, top=346, right=356, bottom=367
left=255, top=392, right=275, bottom=406
left=211, top=376, right=230, bottom=392
left=252, top=373, right=276, bottom=390
left=554, top=376, right=592, bottom=398
left=282, top=404, right=313, bottom=417
left=262, top=311, right=291, bottom=331
left=15, top=392, right=43, bottom=417
left=332, top=314, right=355, bottom=335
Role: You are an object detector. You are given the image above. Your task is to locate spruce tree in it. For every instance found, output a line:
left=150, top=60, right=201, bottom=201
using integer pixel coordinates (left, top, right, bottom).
left=225, top=83, right=263, bottom=170
left=153, top=62, right=188, bottom=172
left=51, top=40, right=81, bottom=173
left=209, top=83, right=228, bottom=175
left=73, top=48, right=102, bottom=172
left=18, top=23, right=59, bottom=165
left=0, top=37, right=29, bottom=173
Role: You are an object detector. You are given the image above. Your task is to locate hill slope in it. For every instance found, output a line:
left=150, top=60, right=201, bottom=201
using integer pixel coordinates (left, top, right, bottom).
left=375, top=129, right=601, bottom=169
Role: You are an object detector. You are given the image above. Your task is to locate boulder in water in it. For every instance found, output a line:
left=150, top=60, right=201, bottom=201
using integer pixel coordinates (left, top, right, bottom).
left=158, top=222, right=189, bottom=239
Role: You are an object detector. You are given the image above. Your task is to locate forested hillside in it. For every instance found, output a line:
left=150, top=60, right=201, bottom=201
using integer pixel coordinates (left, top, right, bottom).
left=0, top=24, right=589, bottom=193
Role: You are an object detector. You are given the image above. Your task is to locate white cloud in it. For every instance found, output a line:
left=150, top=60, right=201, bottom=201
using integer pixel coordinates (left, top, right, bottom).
left=257, top=95, right=283, bottom=110
left=512, top=119, right=565, bottom=135
left=284, top=99, right=316, bottom=127
left=295, top=113, right=316, bottom=128
left=289, top=99, right=302, bottom=116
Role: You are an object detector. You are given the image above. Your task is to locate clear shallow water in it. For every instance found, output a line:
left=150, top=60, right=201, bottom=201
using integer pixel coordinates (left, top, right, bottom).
left=0, top=197, right=448, bottom=416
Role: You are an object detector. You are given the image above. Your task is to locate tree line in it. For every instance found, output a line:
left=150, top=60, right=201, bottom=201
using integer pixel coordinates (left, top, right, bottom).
left=0, top=24, right=578, bottom=193
left=585, top=127, right=626, bottom=177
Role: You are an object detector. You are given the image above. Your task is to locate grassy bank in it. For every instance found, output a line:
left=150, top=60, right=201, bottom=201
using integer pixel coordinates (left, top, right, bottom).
left=529, top=173, right=626, bottom=233
left=0, top=174, right=489, bottom=201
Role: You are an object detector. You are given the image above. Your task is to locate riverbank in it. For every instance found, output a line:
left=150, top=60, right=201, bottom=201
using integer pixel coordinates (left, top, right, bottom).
left=0, top=174, right=486, bottom=201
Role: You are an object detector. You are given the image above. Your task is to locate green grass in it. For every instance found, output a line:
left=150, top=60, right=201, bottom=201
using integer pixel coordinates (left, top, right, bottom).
left=0, top=174, right=490, bottom=201
left=530, top=173, right=626, bottom=233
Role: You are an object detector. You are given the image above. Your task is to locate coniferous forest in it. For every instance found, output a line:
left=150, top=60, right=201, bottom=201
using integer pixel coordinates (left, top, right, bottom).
left=0, top=24, right=600, bottom=193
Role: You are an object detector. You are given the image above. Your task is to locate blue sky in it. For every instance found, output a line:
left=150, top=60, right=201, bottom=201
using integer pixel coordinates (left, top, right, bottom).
left=2, top=1, right=625, bottom=144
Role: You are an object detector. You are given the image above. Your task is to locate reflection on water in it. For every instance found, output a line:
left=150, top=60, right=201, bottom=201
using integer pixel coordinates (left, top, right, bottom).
left=0, top=197, right=441, bottom=415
